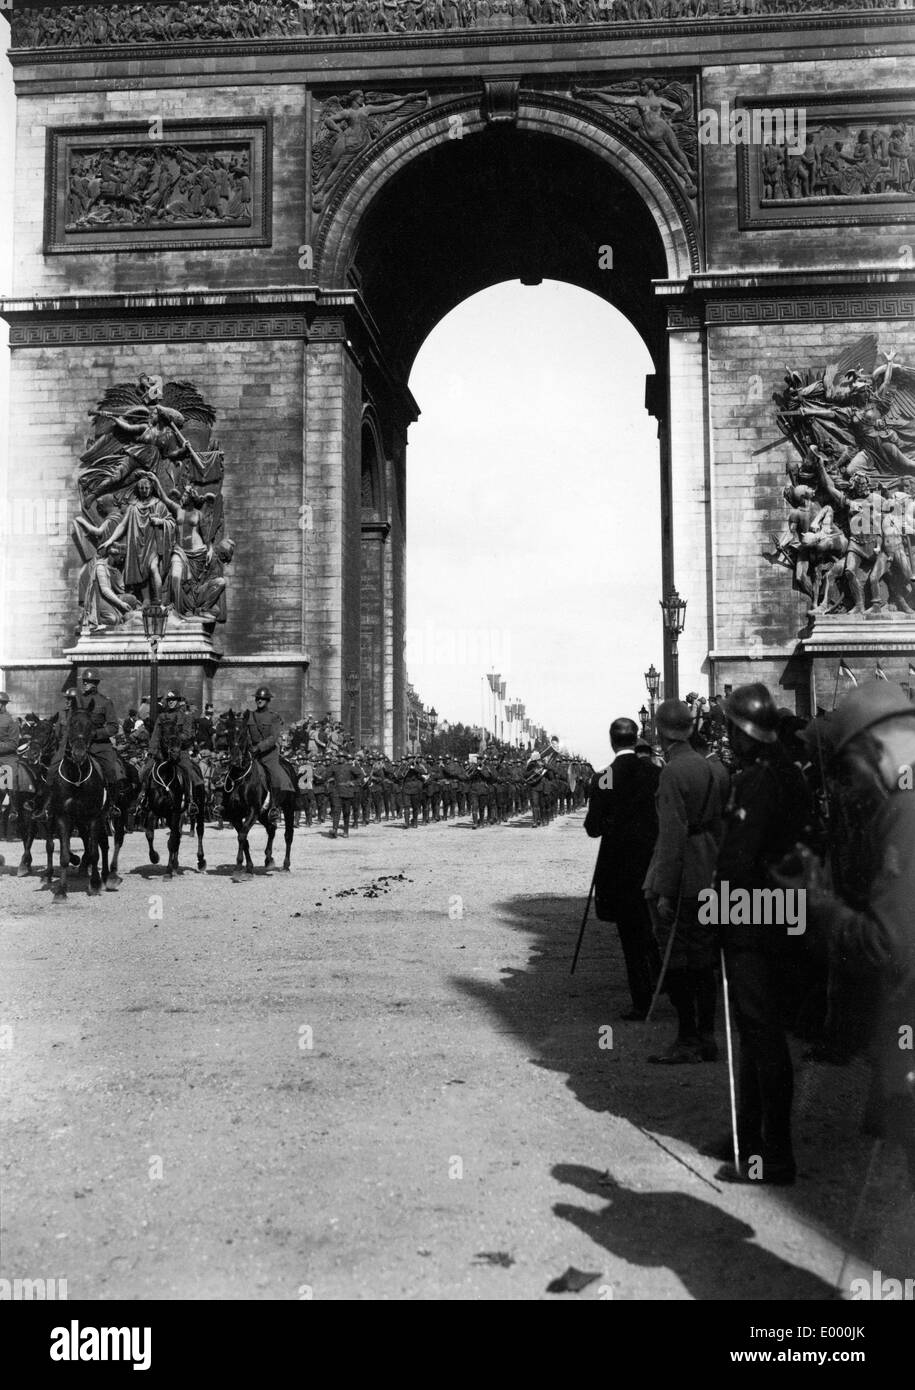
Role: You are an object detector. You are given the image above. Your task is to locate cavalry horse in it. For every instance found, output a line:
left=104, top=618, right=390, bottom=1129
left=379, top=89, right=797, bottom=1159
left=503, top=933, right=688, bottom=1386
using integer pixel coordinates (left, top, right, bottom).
left=143, top=725, right=207, bottom=878
left=12, top=716, right=56, bottom=878
left=42, top=710, right=107, bottom=899
left=220, top=710, right=296, bottom=874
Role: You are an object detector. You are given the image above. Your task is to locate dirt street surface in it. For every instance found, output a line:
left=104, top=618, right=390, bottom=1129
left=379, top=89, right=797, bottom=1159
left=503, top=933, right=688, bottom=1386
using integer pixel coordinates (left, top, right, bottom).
left=1, top=809, right=912, bottom=1301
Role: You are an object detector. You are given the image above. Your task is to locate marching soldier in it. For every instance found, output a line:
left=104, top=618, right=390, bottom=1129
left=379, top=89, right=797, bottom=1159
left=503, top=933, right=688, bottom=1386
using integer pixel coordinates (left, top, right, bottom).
left=248, top=686, right=297, bottom=823
left=327, top=745, right=364, bottom=837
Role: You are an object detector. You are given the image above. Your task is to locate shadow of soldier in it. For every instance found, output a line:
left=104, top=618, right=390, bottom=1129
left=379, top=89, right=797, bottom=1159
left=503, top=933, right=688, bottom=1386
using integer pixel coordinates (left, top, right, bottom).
left=551, top=1163, right=836, bottom=1302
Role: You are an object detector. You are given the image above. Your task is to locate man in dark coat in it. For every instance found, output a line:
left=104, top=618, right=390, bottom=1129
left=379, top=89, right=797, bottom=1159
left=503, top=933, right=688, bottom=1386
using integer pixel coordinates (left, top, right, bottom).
left=643, top=698, right=730, bottom=1063
left=585, top=717, right=662, bottom=1019
left=715, top=682, right=812, bottom=1185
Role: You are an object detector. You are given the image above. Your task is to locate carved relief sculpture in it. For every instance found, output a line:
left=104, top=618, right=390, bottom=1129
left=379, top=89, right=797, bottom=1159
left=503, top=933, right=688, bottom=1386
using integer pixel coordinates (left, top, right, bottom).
left=570, top=78, right=698, bottom=197
left=10, top=0, right=898, bottom=49
left=72, top=376, right=234, bottom=632
left=66, top=143, right=253, bottom=233
left=312, top=89, right=430, bottom=212
left=766, top=334, right=915, bottom=620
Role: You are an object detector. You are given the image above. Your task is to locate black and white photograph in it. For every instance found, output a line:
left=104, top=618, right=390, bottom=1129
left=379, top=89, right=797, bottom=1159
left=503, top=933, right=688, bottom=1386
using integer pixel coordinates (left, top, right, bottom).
left=0, top=0, right=914, bottom=1343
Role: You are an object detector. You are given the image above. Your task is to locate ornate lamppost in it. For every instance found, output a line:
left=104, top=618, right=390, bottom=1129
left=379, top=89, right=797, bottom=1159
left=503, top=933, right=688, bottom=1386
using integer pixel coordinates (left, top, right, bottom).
left=429, top=706, right=437, bottom=753
left=660, top=588, right=688, bottom=701
left=638, top=704, right=650, bottom=740
left=142, top=602, right=169, bottom=730
left=644, top=663, right=660, bottom=741
left=345, top=671, right=360, bottom=741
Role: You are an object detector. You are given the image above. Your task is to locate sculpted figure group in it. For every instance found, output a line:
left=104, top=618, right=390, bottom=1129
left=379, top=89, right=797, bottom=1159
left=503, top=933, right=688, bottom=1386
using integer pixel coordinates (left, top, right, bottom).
left=66, top=145, right=253, bottom=232
left=72, top=375, right=234, bottom=632
left=768, top=333, right=915, bottom=618
left=761, top=122, right=915, bottom=203
left=11, top=0, right=895, bottom=49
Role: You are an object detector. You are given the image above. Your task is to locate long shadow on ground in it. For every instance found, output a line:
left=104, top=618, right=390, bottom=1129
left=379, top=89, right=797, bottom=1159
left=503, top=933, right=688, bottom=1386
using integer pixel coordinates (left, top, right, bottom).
left=453, top=887, right=912, bottom=1294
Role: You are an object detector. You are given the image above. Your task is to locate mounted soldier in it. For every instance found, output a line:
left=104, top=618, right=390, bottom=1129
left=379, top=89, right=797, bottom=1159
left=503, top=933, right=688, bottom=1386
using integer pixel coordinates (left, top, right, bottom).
left=0, top=692, right=21, bottom=838
left=138, top=688, right=204, bottom=811
left=38, top=670, right=125, bottom=821
left=248, top=686, right=297, bottom=823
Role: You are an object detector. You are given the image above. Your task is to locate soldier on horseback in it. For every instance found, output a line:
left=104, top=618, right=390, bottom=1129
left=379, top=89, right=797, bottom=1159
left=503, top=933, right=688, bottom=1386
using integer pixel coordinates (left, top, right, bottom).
left=37, top=670, right=126, bottom=821
left=137, top=688, right=204, bottom=814
left=248, top=686, right=297, bottom=824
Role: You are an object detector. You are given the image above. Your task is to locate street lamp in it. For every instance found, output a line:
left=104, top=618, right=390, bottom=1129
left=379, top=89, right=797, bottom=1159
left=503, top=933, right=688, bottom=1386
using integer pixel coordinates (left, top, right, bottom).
left=638, top=704, right=650, bottom=738
left=345, top=671, right=360, bottom=740
left=142, top=602, right=169, bottom=730
left=660, top=588, right=688, bottom=701
left=429, top=706, right=438, bottom=752
left=644, top=662, right=660, bottom=739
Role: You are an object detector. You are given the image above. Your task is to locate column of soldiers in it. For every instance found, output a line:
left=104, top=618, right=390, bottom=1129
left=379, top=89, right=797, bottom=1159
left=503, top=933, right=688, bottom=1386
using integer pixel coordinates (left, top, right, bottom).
left=285, top=743, right=588, bottom=833
left=586, top=681, right=915, bottom=1192
left=0, top=682, right=589, bottom=840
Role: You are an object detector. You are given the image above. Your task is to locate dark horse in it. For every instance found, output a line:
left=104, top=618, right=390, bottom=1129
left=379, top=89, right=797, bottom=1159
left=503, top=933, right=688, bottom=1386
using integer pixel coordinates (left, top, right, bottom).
left=13, top=716, right=56, bottom=878
left=220, top=711, right=296, bottom=874
left=42, top=711, right=107, bottom=899
left=143, top=727, right=207, bottom=878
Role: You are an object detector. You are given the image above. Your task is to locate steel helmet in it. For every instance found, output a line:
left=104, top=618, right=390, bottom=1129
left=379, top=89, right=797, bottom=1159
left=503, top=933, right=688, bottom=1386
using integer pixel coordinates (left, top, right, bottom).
left=831, top=680, right=915, bottom=754
left=82, top=669, right=100, bottom=684
left=254, top=686, right=273, bottom=702
left=723, top=683, right=779, bottom=745
left=165, top=689, right=181, bottom=701
left=655, top=698, right=694, bottom=742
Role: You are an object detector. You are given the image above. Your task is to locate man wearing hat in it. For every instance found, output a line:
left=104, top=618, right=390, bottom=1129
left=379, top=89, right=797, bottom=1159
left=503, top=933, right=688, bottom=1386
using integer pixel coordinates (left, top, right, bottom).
left=643, top=697, right=730, bottom=1064
left=248, top=686, right=296, bottom=823
left=524, top=751, right=546, bottom=827
left=586, top=717, right=663, bottom=1020
left=774, top=679, right=915, bottom=1190
left=138, top=689, right=203, bottom=808
left=714, top=682, right=812, bottom=1185
left=39, top=670, right=123, bottom=819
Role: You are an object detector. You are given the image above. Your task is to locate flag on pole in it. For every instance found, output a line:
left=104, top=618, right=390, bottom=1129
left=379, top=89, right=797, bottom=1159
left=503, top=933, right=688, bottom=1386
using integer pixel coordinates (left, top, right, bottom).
left=838, top=659, right=858, bottom=688
left=875, top=662, right=888, bottom=682
left=487, top=672, right=501, bottom=694
left=498, top=680, right=506, bottom=701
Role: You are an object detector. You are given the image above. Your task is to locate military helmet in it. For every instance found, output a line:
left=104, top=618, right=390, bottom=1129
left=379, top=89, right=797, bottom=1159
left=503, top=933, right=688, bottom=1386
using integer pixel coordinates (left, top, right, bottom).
left=254, top=686, right=272, bottom=702
left=165, top=689, right=181, bottom=701
left=63, top=687, right=78, bottom=701
left=831, top=680, right=915, bottom=754
left=723, top=683, right=779, bottom=745
left=655, top=698, right=694, bottom=743
left=81, top=669, right=101, bottom=685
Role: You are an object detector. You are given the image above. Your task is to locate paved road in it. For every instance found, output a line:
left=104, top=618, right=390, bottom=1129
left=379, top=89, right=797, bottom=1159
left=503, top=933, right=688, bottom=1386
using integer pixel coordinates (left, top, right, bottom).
left=1, top=810, right=911, bottom=1300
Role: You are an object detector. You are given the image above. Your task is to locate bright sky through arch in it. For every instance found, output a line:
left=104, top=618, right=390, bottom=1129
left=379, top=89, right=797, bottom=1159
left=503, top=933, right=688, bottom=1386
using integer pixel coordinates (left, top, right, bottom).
left=406, top=279, right=663, bottom=768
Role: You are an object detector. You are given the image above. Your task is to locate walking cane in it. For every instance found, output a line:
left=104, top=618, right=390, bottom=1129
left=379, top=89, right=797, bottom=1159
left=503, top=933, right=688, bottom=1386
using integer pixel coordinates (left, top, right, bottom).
left=720, top=947, right=740, bottom=1175
left=570, top=860, right=598, bottom=975
left=644, top=888, right=683, bottom=1024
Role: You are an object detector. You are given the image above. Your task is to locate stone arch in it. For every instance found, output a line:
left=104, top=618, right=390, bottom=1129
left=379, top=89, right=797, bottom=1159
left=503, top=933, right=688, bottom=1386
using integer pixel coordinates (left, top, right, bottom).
left=317, top=93, right=699, bottom=287
left=360, top=404, right=387, bottom=522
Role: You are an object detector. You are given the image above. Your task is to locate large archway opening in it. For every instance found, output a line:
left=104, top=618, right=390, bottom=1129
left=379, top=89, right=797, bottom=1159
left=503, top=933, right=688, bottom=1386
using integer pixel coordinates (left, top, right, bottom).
left=316, top=111, right=691, bottom=753
left=405, top=280, right=661, bottom=763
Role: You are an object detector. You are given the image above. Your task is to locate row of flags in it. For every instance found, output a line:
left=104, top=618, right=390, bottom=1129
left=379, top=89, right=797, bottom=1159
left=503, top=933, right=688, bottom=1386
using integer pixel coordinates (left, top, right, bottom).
left=838, top=659, right=915, bottom=688
left=485, top=671, right=548, bottom=743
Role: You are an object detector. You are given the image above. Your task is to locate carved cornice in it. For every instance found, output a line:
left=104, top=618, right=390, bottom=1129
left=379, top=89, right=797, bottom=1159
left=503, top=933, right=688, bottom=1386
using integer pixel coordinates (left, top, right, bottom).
left=7, top=4, right=911, bottom=61
left=6, top=315, right=309, bottom=347
left=705, top=294, right=915, bottom=325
